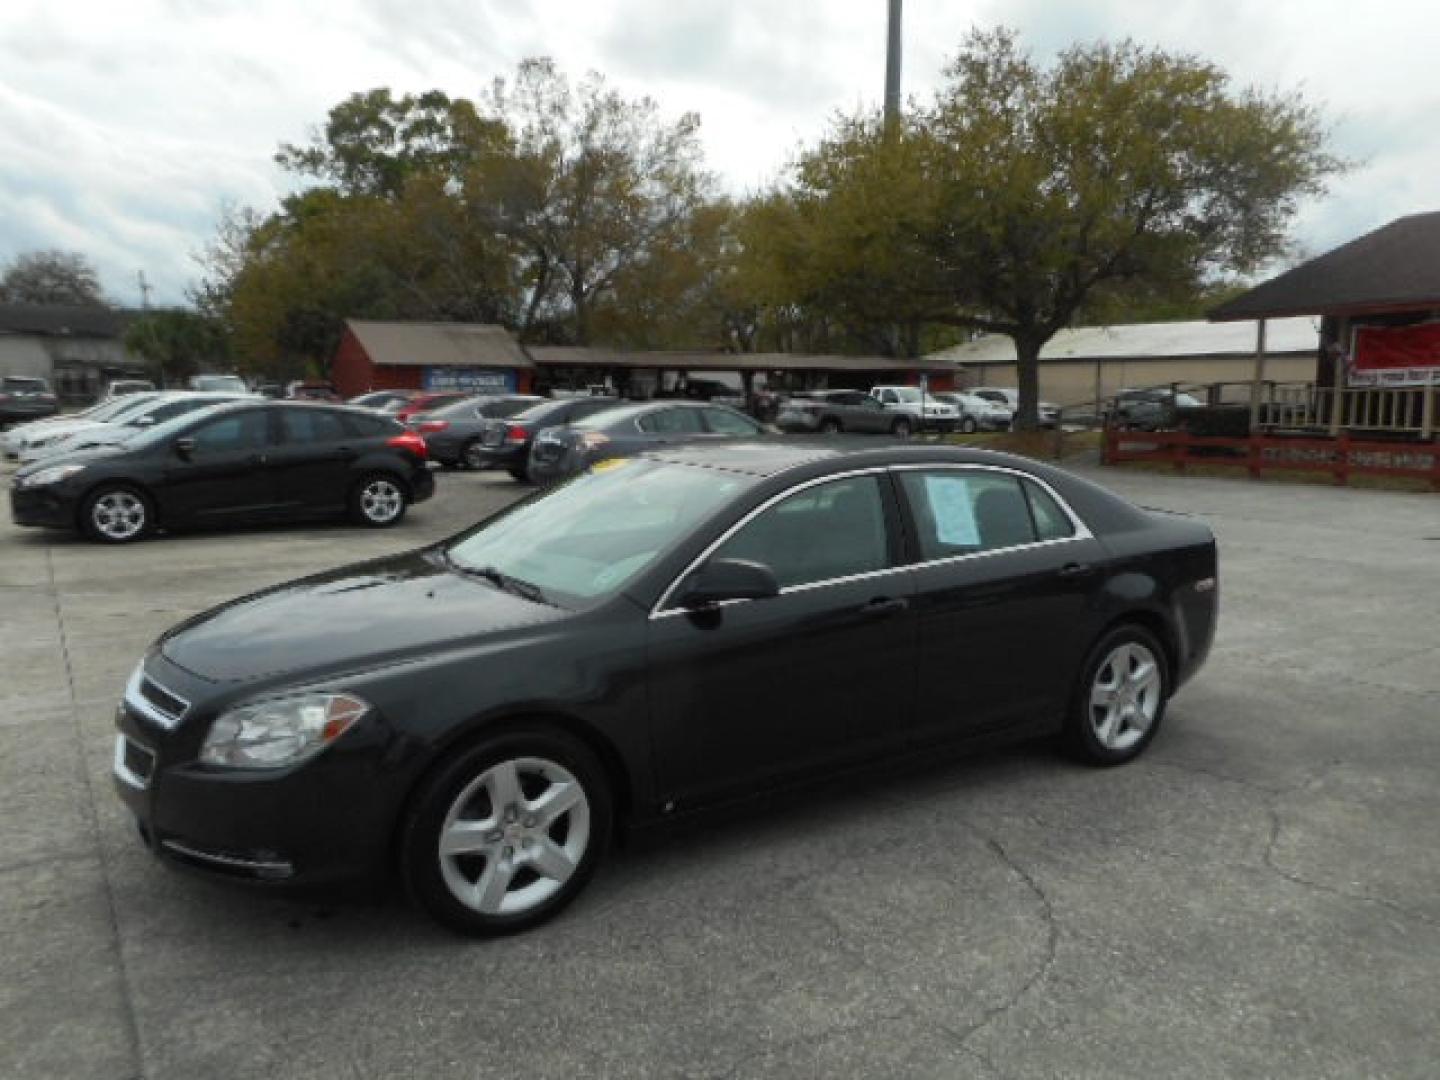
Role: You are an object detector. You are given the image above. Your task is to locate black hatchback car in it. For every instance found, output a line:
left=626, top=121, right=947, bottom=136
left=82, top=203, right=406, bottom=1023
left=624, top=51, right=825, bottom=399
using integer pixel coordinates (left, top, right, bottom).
left=11, top=401, right=433, bottom=542
left=112, top=441, right=1216, bottom=935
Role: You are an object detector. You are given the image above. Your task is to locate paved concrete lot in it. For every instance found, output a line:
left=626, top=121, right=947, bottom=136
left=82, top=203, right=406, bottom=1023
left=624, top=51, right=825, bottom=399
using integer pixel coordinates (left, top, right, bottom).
left=2, top=461, right=1437, bottom=1079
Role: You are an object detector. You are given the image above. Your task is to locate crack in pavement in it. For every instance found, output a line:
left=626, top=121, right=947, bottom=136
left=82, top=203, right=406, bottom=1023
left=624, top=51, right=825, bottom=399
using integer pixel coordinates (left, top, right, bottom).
left=43, top=543, right=147, bottom=1079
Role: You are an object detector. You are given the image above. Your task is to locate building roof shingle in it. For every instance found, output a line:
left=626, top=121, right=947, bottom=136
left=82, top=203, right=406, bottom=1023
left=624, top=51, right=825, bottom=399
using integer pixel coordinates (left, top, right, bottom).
left=347, top=320, right=532, bottom=369
left=1210, top=211, right=1440, bottom=321
left=0, top=303, right=130, bottom=338
left=929, top=317, right=1318, bottom=366
left=528, top=346, right=954, bottom=374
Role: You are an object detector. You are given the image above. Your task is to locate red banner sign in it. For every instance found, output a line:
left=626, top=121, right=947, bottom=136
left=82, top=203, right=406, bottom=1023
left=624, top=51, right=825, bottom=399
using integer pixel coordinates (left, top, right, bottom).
left=1351, top=322, right=1440, bottom=386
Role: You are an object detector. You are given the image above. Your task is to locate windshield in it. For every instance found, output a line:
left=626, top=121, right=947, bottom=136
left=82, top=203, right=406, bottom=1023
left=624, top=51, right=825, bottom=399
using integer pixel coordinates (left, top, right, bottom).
left=2, top=377, right=48, bottom=392
left=445, top=459, right=753, bottom=608
left=890, top=388, right=921, bottom=402
left=192, top=375, right=247, bottom=392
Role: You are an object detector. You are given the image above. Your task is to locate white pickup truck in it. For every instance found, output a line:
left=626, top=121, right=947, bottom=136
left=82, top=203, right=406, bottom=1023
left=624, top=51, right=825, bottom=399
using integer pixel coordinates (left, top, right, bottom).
left=869, top=385, right=960, bottom=433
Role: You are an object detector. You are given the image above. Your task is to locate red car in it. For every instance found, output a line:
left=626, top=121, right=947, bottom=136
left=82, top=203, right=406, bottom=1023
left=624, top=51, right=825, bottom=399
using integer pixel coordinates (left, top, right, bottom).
left=285, top=381, right=343, bottom=403
left=392, top=392, right=472, bottom=423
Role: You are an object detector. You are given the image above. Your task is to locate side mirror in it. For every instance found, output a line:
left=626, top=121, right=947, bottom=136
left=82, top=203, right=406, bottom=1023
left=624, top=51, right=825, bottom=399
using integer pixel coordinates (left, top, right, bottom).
left=174, top=436, right=196, bottom=459
left=135, top=416, right=156, bottom=427
left=679, top=558, right=780, bottom=608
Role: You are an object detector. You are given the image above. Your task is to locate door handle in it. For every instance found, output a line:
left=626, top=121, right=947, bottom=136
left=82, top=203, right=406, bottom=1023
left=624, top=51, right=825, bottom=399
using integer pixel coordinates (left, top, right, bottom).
left=1057, top=562, right=1094, bottom=580
left=859, top=596, right=909, bottom=617
left=247, top=453, right=269, bottom=466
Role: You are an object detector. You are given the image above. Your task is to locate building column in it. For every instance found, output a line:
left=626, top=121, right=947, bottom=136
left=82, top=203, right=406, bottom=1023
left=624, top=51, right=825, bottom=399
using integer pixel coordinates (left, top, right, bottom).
left=1248, top=318, right=1268, bottom=433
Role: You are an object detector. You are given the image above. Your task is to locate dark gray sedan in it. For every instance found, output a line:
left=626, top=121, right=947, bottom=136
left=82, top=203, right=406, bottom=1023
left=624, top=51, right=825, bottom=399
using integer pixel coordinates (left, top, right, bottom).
left=775, top=390, right=905, bottom=435
left=415, top=395, right=544, bottom=468
left=475, top=396, right=623, bottom=480
left=527, top=400, right=765, bottom=482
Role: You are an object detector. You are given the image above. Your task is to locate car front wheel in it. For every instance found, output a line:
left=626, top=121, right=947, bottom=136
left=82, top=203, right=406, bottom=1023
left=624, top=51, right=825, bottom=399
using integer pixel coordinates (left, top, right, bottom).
left=1068, top=625, right=1169, bottom=765
left=349, top=474, right=408, bottom=528
left=401, top=730, right=612, bottom=935
left=461, top=441, right=486, bottom=470
left=81, top=484, right=152, bottom=544
left=960, top=416, right=979, bottom=433
left=891, top=417, right=913, bottom=438
left=819, top=417, right=842, bottom=434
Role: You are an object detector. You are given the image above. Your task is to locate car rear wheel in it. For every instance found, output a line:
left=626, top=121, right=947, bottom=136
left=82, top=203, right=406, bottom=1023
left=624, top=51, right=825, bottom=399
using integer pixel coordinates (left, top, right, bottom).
left=1068, top=625, right=1169, bottom=766
left=81, top=484, right=152, bottom=543
left=461, top=440, right=486, bottom=470
left=349, top=474, right=408, bottom=528
left=819, top=417, right=842, bottom=434
left=401, top=730, right=612, bottom=935
left=891, top=417, right=914, bottom=438
left=960, top=416, right=979, bottom=434
left=507, top=466, right=529, bottom=482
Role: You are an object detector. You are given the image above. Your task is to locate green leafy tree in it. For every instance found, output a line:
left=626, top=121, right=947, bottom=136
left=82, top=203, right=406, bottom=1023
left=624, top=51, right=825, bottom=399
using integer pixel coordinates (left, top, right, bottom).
left=122, top=310, right=228, bottom=385
left=0, top=249, right=105, bottom=306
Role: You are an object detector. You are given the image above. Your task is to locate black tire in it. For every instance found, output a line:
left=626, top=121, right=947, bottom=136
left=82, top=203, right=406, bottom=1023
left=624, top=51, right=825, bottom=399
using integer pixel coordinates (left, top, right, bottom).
left=1066, top=624, right=1170, bottom=766
left=348, top=473, right=408, bottom=528
left=80, top=483, right=153, bottom=544
left=400, top=728, right=613, bottom=936
left=461, top=440, right=487, bottom=471
left=508, top=466, right=530, bottom=483
left=960, top=416, right=979, bottom=434
left=819, top=417, right=842, bottom=434
left=891, top=417, right=914, bottom=438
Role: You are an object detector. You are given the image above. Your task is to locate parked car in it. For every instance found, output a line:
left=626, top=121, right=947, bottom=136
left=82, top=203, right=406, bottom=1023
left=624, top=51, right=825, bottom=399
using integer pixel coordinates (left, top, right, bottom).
left=412, top=395, right=547, bottom=468
left=254, top=382, right=285, bottom=400
left=349, top=389, right=419, bottom=411
left=102, top=379, right=157, bottom=400
left=11, top=401, right=433, bottom=543
left=868, top=385, right=960, bottom=433
left=933, top=391, right=1014, bottom=433
left=390, top=391, right=472, bottom=423
left=1109, top=388, right=1205, bottom=431
left=775, top=390, right=909, bottom=435
left=107, top=440, right=1217, bottom=934
left=3, top=397, right=119, bottom=456
left=285, top=381, right=342, bottom=402
left=188, top=374, right=250, bottom=393
left=21, top=392, right=253, bottom=463
left=465, top=396, right=621, bottom=478
left=970, top=387, right=1061, bottom=428
left=4, top=391, right=167, bottom=460
left=0, top=375, right=59, bottom=426
left=527, top=400, right=764, bottom=483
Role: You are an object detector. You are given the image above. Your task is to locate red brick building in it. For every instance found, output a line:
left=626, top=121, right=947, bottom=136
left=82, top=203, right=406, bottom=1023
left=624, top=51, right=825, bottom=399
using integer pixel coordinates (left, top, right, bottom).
left=330, top=320, right=535, bottom=400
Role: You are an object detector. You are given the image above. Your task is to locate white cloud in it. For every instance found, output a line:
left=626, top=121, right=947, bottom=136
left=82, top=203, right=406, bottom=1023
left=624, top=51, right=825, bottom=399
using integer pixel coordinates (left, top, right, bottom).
left=1, top=0, right=1436, bottom=304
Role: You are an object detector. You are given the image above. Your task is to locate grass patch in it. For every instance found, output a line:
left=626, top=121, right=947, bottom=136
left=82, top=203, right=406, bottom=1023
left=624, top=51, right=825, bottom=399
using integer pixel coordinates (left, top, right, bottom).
left=1108, top=459, right=1436, bottom=493
left=933, top=429, right=1102, bottom=463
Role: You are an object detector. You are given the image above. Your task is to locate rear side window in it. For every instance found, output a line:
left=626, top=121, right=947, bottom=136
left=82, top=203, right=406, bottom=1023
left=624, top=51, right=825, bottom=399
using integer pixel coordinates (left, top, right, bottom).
left=899, top=470, right=1039, bottom=557
left=281, top=409, right=349, bottom=443
left=572, top=398, right=620, bottom=421
left=342, top=412, right=398, bottom=438
left=703, top=408, right=761, bottom=435
left=639, top=408, right=705, bottom=434
left=1023, top=479, right=1076, bottom=541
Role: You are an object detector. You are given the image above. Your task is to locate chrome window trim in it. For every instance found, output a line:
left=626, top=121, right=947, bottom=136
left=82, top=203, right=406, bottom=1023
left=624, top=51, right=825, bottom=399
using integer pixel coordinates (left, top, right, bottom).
left=650, top=462, right=1094, bottom=619
left=123, top=663, right=189, bottom=731
left=113, top=733, right=154, bottom=790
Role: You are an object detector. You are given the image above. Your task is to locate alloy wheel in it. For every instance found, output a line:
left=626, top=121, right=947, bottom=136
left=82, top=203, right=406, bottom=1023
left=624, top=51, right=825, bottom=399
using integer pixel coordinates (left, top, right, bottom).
left=437, top=757, right=591, bottom=917
left=90, top=490, right=147, bottom=541
left=462, top=442, right=486, bottom=470
left=1088, top=642, right=1162, bottom=752
left=360, top=478, right=404, bottom=523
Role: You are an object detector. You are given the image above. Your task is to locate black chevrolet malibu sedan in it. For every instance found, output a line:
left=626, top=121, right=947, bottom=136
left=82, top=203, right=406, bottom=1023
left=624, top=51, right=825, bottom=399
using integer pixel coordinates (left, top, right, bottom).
left=11, top=401, right=434, bottom=542
left=113, top=442, right=1216, bottom=935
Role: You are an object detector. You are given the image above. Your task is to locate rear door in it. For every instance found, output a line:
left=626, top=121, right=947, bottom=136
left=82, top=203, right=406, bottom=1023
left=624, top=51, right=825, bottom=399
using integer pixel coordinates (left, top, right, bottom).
left=157, top=408, right=277, bottom=522
left=895, top=466, right=1106, bottom=744
left=847, top=392, right=892, bottom=433
left=270, top=407, right=354, bottom=512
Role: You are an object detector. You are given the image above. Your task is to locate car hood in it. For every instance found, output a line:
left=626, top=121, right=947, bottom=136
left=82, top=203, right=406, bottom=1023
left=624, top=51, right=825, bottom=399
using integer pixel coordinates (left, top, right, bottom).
left=17, top=419, right=104, bottom=444
left=158, top=549, right=569, bottom=683
left=13, top=443, right=127, bottom=479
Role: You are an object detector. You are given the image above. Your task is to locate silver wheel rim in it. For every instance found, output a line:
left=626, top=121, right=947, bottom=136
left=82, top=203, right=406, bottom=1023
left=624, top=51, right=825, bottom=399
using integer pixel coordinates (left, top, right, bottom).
left=463, top=443, right=484, bottom=468
left=438, top=757, right=591, bottom=917
left=91, top=491, right=146, bottom=540
left=1089, top=642, right=1162, bottom=751
left=360, top=479, right=403, bottom=522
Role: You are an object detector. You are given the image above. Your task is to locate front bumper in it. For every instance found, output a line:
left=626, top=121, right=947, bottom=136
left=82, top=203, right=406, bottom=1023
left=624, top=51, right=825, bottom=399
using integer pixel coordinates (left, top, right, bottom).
left=410, top=467, right=436, bottom=504
left=10, top=481, right=78, bottom=529
left=112, top=658, right=408, bottom=887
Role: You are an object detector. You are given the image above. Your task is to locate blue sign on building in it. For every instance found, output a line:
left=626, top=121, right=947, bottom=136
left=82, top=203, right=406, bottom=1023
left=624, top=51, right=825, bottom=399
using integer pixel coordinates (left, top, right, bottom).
left=423, top=367, right=517, bottom=394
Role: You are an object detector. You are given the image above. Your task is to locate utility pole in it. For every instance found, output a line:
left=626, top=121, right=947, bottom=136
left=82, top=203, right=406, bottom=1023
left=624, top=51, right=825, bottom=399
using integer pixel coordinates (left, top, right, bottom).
left=136, top=270, right=152, bottom=310
left=884, top=0, right=903, bottom=128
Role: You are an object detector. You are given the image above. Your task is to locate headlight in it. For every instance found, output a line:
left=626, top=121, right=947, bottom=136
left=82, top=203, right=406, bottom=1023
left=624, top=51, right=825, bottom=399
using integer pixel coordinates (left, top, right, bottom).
left=199, top=692, right=368, bottom=769
left=578, top=432, right=611, bottom=451
left=19, top=463, right=86, bottom=488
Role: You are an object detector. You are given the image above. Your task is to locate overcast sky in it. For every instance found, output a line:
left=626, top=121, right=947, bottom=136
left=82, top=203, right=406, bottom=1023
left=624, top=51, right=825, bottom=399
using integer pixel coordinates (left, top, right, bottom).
left=1, top=0, right=1436, bottom=307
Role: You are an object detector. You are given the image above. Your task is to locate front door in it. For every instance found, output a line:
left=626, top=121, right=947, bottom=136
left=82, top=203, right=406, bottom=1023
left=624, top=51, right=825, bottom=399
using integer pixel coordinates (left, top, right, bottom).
left=158, top=408, right=276, bottom=523
left=895, top=467, right=1105, bottom=743
left=647, top=473, right=917, bottom=810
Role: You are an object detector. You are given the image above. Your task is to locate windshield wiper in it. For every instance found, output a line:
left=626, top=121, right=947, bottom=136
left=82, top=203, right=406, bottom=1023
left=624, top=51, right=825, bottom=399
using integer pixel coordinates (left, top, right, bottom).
left=453, top=561, right=550, bottom=605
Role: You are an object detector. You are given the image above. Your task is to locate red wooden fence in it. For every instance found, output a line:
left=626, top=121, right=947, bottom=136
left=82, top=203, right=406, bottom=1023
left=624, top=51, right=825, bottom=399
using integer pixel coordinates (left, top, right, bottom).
left=1102, top=429, right=1440, bottom=490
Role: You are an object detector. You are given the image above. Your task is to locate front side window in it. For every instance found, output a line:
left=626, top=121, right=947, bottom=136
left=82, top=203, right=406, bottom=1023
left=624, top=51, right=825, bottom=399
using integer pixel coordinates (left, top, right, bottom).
left=899, top=470, right=1040, bottom=558
left=188, top=411, right=269, bottom=454
left=712, top=475, right=891, bottom=590
left=639, top=408, right=705, bottom=434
